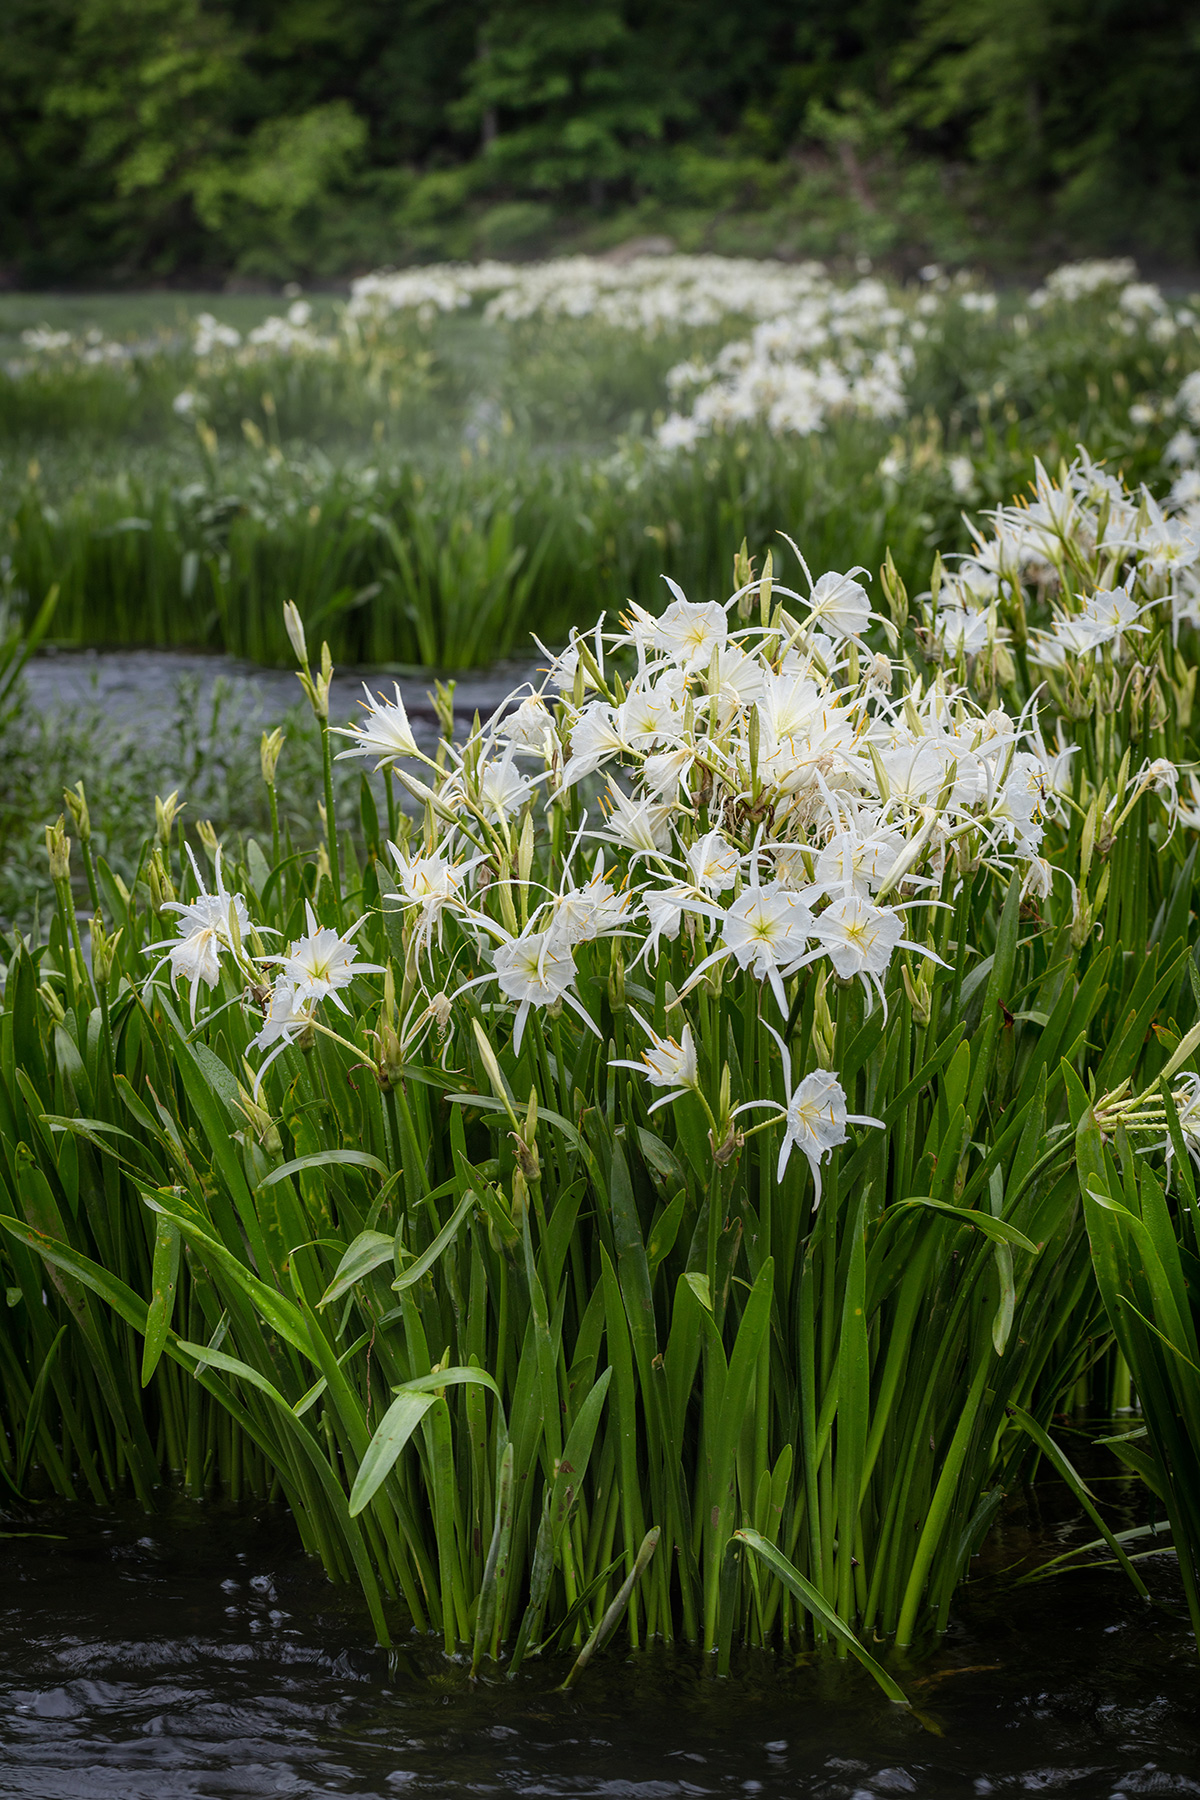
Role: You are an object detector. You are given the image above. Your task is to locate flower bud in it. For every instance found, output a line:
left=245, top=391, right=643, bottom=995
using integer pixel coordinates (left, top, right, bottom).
left=608, top=940, right=626, bottom=1012
left=147, top=847, right=176, bottom=913
left=90, top=911, right=122, bottom=989
left=197, top=819, right=220, bottom=863
left=283, top=600, right=309, bottom=667
left=45, top=816, right=71, bottom=881
left=260, top=727, right=286, bottom=786
left=63, top=780, right=91, bottom=843
left=154, top=790, right=184, bottom=847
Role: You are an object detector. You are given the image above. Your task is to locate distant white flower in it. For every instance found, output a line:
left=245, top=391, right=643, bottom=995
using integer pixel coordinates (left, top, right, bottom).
left=172, top=390, right=198, bottom=418
left=332, top=683, right=420, bottom=767
left=947, top=454, right=975, bottom=498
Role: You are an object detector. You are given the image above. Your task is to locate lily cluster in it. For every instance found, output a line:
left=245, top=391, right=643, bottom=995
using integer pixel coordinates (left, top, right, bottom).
left=146, top=449, right=1189, bottom=1205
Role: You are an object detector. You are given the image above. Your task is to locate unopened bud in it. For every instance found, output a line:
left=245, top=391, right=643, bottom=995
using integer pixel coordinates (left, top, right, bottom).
left=63, top=780, right=91, bottom=842
left=608, top=940, right=626, bottom=1011
left=45, top=816, right=71, bottom=881
left=90, top=911, right=122, bottom=988
left=260, top=727, right=285, bottom=786
left=758, top=547, right=774, bottom=627
left=197, top=819, right=220, bottom=863
left=154, top=790, right=184, bottom=846
left=283, top=600, right=308, bottom=667
left=734, top=537, right=754, bottom=621
left=147, top=847, right=176, bottom=912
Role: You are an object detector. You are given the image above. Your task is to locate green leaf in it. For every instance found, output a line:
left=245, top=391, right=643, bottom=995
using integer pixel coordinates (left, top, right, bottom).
left=318, top=1230, right=395, bottom=1308
left=258, top=1149, right=391, bottom=1190
left=392, top=1187, right=477, bottom=1292
left=142, top=1214, right=181, bottom=1387
left=734, top=1530, right=910, bottom=1706
left=349, top=1390, right=438, bottom=1515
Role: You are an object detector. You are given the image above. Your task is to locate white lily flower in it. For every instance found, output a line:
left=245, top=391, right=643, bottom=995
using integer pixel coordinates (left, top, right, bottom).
left=148, top=848, right=252, bottom=1023
left=652, top=584, right=728, bottom=672
left=685, top=830, right=739, bottom=895
left=492, top=929, right=597, bottom=1053
left=805, top=568, right=872, bottom=639
left=563, top=701, right=631, bottom=785
left=811, top=894, right=903, bottom=983
left=250, top=977, right=314, bottom=1094
left=717, top=880, right=814, bottom=1014
left=609, top=1008, right=700, bottom=1112
left=600, top=778, right=674, bottom=854
left=268, top=902, right=385, bottom=1013
left=331, top=682, right=421, bottom=767
left=551, top=854, right=633, bottom=945
left=734, top=1021, right=881, bottom=1201
left=385, top=844, right=477, bottom=951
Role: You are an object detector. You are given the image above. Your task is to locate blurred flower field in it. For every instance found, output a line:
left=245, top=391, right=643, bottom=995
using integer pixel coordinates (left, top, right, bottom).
left=3, top=253, right=1199, bottom=674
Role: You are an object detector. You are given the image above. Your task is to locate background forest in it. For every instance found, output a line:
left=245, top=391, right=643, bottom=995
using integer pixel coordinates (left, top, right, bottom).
left=3, top=0, right=1199, bottom=285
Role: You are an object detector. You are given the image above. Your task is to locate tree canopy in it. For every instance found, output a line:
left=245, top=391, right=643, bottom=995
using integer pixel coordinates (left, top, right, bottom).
left=2, top=0, right=1197, bottom=281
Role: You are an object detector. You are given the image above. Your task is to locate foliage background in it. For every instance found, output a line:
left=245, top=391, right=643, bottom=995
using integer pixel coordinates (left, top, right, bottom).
left=2, top=0, right=1198, bottom=284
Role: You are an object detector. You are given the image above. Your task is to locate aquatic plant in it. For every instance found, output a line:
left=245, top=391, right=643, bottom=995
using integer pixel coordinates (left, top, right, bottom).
left=3, top=450, right=1198, bottom=1691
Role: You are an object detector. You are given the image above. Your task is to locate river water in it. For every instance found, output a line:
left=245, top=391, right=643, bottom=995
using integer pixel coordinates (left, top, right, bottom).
left=2, top=1494, right=1197, bottom=1800
left=25, top=649, right=542, bottom=754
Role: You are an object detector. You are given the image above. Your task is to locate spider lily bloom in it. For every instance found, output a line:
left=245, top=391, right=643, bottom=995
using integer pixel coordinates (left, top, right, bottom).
left=685, top=830, right=740, bottom=895
left=486, top=750, right=541, bottom=823
left=384, top=844, right=478, bottom=952
left=562, top=702, right=632, bottom=785
left=684, top=879, right=814, bottom=1015
left=499, top=694, right=556, bottom=754
left=551, top=854, right=634, bottom=945
left=810, top=894, right=903, bottom=983
left=804, top=568, right=873, bottom=640
left=813, top=826, right=907, bottom=899
left=147, top=848, right=253, bottom=1022
left=1046, top=586, right=1153, bottom=658
left=331, top=682, right=421, bottom=767
left=268, top=902, right=385, bottom=1013
left=250, top=977, right=314, bottom=1094
left=619, top=671, right=687, bottom=746
left=651, top=583, right=729, bottom=673
left=598, top=777, right=674, bottom=855
left=1165, top=1073, right=1200, bottom=1175
left=457, top=927, right=598, bottom=1055
left=610, top=1009, right=700, bottom=1112
left=734, top=1022, right=881, bottom=1199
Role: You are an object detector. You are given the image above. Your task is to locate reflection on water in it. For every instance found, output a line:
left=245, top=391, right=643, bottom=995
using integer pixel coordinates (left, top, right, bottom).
left=0, top=1496, right=1196, bottom=1799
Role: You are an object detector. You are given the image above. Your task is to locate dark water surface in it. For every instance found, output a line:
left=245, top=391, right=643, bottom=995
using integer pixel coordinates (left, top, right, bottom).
left=2, top=1498, right=1197, bottom=1800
